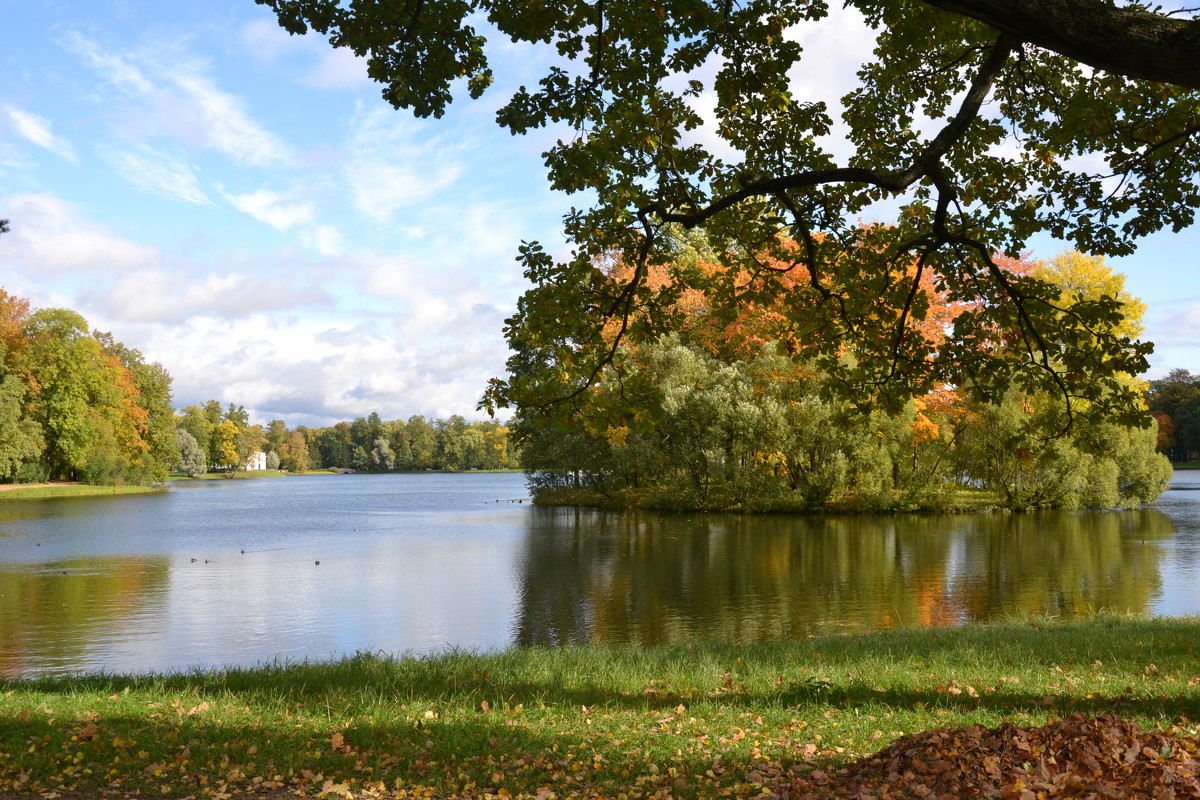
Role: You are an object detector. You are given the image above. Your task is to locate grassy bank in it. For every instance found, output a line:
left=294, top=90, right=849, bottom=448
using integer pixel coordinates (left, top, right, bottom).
left=2, top=616, right=1198, bottom=798
left=0, top=483, right=163, bottom=500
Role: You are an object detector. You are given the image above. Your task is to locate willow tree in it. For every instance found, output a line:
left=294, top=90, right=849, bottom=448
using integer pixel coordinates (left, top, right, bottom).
left=258, top=0, right=1194, bottom=422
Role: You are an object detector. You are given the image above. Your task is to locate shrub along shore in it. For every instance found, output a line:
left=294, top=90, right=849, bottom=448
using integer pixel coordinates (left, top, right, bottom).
left=1, top=616, right=1198, bottom=798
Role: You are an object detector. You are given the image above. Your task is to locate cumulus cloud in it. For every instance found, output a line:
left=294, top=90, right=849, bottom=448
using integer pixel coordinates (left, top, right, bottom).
left=0, top=193, right=160, bottom=276
left=344, top=105, right=465, bottom=221
left=141, top=312, right=508, bottom=426
left=94, top=269, right=332, bottom=322
left=107, top=146, right=211, bottom=204
left=7, top=109, right=78, bottom=162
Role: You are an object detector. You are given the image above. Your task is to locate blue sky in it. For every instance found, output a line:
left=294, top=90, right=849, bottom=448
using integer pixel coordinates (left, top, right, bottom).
left=3, top=1, right=1199, bottom=427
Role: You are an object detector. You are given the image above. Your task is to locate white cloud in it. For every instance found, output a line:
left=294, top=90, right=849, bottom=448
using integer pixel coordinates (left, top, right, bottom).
left=7, top=109, right=78, bottom=162
left=0, top=193, right=160, bottom=275
left=169, top=72, right=290, bottom=166
left=107, top=146, right=211, bottom=204
left=95, top=269, right=331, bottom=322
left=784, top=7, right=878, bottom=163
left=302, top=48, right=369, bottom=90
left=66, top=32, right=290, bottom=167
left=1157, top=302, right=1200, bottom=338
left=300, top=225, right=343, bottom=256
left=344, top=105, right=465, bottom=221
left=220, top=186, right=315, bottom=230
left=63, top=31, right=155, bottom=94
left=240, top=17, right=301, bottom=62
left=140, top=311, right=507, bottom=425
left=241, top=17, right=369, bottom=89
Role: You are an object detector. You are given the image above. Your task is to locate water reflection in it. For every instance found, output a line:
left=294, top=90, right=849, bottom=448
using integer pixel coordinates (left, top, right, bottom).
left=512, top=507, right=1174, bottom=646
left=0, top=473, right=1193, bottom=677
left=0, top=556, right=169, bottom=678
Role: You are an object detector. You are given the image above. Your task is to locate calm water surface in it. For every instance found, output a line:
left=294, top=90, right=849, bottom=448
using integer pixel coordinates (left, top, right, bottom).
left=1, top=471, right=1199, bottom=677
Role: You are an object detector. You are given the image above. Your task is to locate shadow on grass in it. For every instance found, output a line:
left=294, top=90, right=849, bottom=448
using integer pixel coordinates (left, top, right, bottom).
left=3, top=617, right=1200, bottom=797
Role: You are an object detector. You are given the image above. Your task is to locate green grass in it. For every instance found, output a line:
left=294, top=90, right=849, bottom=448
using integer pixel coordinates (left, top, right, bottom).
left=0, top=484, right=163, bottom=500
left=2, top=615, right=1198, bottom=798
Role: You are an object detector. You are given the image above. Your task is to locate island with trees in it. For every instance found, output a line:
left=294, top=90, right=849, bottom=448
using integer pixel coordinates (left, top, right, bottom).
left=514, top=243, right=1172, bottom=511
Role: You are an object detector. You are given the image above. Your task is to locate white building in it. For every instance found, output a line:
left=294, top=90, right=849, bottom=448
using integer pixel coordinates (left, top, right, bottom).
left=244, top=451, right=268, bottom=471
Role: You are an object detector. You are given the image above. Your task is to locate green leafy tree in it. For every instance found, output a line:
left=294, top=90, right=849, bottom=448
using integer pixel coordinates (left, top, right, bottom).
left=260, top=0, right=1184, bottom=424
left=265, top=419, right=289, bottom=454
left=0, top=346, right=42, bottom=480
left=174, top=428, right=207, bottom=478
left=1148, top=369, right=1200, bottom=461
left=405, top=416, right=437, bottom=470
left=371, top=437, right=396, bottom=471
left=177, top=405, right=216, bottom=465
left=313, top=421, right=353, bottom=469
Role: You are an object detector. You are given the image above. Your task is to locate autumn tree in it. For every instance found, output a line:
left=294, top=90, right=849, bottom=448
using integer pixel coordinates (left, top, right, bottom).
left=515, top=247, right=1169, bottom=511
left=277, top=429, right=308, bottom=472
left=259, top=0, right=1184, bottom=423
left=0, top=293, right=176, bottom=484
left=212, top=419, right=267, bottom=476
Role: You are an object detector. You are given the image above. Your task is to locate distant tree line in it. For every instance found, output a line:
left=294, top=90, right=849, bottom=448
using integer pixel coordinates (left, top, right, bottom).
left=174, top=407, right=517, bottom=475
left=1147, top=370, right=1200, bottom=463
left=0, top=290, right=176, bottom=485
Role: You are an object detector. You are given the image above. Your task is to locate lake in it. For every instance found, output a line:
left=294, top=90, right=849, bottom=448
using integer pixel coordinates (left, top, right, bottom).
left=1, top=471, right=1199, bottom=678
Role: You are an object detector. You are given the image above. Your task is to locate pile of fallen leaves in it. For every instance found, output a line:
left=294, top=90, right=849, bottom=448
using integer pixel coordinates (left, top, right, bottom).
left=774, top=714, right=1200, bottom=799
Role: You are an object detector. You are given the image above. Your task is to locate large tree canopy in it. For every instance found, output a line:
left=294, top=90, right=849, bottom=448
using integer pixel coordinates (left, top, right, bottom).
left=257, top=0, right=1198, bottom=423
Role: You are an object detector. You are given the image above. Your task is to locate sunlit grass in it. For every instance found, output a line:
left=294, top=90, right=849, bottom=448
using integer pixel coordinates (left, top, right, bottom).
left=0, top=484, right=162, bottom=500
left=2, top=615, right=1198, bottom=798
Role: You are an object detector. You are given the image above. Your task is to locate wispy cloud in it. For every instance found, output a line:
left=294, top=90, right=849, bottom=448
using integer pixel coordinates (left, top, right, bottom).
left=300, top=225, right=344, bottom=256
left=7, top=109, right=78, bottom=162
left=301, top=48, right=369, bottom=90
left=344, top=105, right=465, bottom=221
left=63, top=31, right=155, bottom=94
left=169, top=72, right=290, bottom=166
left=220, top=186, right=315, bottom=230
left=65, top=31, right=290, bottom=166
left=107, top=146, right=212, bottom=204
left=241, top=17, right=369, bottom=90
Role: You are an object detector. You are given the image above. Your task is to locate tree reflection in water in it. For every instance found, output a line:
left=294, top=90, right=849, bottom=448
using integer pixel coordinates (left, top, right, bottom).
left=512, top=507, right=1174, bottom=646
left=0, top=556, right=170, bottom=678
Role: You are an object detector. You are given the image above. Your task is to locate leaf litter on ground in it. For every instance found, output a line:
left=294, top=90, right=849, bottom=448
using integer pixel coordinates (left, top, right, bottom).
left=773, top=713, right=1200, bottom=800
